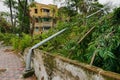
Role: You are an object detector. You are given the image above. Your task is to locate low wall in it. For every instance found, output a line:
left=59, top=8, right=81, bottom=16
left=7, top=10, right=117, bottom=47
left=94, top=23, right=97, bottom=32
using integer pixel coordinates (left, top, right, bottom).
left=24, top=49, right=120, bottom=80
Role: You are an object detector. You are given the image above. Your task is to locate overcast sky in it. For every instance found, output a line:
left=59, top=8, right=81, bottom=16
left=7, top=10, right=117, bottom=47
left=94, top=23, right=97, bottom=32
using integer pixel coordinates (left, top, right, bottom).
left=0, top=0, right=9, bottom=12
left=35, top=0, right=120, bottom=6
left=0, top=0, right=120, bottom=12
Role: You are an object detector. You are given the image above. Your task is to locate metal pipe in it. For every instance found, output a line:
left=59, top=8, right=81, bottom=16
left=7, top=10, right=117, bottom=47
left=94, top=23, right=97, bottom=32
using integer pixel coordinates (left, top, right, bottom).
left=25, top=28, right=68, bottom=71
left=86, top=7, right=105, bottom=19
left=26, top=49, right=33, bottom=71
left=31, top=28, right=68, bottom=49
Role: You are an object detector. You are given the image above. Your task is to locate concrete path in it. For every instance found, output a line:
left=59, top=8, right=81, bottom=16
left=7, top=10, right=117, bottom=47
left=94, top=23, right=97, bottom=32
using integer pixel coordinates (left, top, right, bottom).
left=0, top=46, right=36, bottom=80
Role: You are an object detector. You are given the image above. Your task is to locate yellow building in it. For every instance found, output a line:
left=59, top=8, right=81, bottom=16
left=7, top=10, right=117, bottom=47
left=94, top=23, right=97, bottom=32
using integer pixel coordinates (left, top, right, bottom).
left=29, top=2, right=57, bottom=34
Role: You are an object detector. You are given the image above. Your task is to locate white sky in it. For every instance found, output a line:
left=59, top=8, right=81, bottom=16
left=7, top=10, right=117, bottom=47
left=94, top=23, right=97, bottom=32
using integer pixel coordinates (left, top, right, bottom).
left=0, top=0, right=9, bottom=12
left=35, top=0, right=53, bottom=4
left=99, top=0, right=120, bottom=4
left=35, top=0, right=120, bottom=5
left=0, top=0, right=120, bottom=12
left=98, top=0, right=120, bottom=7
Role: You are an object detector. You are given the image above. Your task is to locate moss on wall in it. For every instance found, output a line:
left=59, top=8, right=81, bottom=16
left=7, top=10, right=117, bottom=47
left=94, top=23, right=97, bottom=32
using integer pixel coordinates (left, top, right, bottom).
left=42, top=52, right=57, bottom=79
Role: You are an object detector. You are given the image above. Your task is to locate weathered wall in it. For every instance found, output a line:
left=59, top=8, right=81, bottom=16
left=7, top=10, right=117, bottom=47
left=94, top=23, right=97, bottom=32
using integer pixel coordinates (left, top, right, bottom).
left=24, top=49, right=120, bottom=80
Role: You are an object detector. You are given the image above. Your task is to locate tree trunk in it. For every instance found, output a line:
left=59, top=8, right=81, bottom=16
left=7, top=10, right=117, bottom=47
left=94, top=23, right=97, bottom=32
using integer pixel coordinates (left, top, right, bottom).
left=9, top=0, right=13, bottom=27
left=18, top=0, right=35, bottom=37
left=22, top=0, right=28, bottom=33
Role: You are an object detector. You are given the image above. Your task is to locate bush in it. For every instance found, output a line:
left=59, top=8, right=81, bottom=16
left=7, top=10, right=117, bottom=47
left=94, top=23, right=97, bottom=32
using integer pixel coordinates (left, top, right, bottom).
left=0, top=32, right=32, bottom=51
left=0, top=32, right=4, bottom=41
left=112, top=7, right=120, bottom=24
left=11, top=33, right=32, bottom=52
left=0, top=33, right=15, bottom=45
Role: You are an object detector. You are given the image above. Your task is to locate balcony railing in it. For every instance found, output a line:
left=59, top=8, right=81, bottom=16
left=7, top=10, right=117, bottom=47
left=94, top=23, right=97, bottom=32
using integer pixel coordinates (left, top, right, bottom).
left=41, top=22, right=52, bottom=27
left=41, top=12, right=51, bottom=17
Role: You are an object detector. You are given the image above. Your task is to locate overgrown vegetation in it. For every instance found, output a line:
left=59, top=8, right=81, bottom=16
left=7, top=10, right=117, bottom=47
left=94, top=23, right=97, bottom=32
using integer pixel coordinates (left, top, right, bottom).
left=112, top=7, right=120, bottom=24
left=0, top=33, right=32, bottom=51
left=0, top=0, right=120, bottom=74
left=33, top=7, right=120, bottom=73
left=0, top=16, right=12, bottom=33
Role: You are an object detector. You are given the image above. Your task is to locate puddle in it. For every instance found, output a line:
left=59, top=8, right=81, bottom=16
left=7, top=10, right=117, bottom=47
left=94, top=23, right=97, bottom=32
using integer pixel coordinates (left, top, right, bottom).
left=0, top=68, right=6, bottom=74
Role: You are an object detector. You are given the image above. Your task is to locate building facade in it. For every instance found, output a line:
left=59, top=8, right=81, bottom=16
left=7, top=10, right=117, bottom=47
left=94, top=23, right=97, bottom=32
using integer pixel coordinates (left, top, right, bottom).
left=29, top=2, right=57, bottom=34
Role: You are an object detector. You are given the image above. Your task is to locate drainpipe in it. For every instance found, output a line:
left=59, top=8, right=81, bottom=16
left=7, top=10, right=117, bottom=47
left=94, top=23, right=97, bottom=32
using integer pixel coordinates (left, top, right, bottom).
left=25, top=28, right=68, bottom=71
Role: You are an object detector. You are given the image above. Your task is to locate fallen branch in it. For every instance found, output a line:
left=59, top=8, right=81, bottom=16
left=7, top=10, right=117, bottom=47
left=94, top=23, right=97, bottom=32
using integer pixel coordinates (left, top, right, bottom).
left=77, top=26, right=95, bottom=44
left=90, top=45, right=100, bottom=66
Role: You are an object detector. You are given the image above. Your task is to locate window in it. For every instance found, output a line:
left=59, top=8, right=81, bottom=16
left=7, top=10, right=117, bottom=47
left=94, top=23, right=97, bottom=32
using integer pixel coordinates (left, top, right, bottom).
left=42, top=18, right=50, bottom=22
left=35, top=18, right=39, bottom=23
left=38, top=16, right=42, bottom=22
left=43, top=26, right=50, bottom=30
left=35, top=27, right=39, bottom=32
left=43, top=9, right=50, bottom=13
left=35, top=9, right=38, bottom=13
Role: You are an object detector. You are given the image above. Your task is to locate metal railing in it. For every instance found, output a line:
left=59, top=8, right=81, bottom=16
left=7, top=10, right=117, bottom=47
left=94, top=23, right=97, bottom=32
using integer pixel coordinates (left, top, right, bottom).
left=25, top=28, right=68, bottom=71
left=25, top=6, right=107, bottom=71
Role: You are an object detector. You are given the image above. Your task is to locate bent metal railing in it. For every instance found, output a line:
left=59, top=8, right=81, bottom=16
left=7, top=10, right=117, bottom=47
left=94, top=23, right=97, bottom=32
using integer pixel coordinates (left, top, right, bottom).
left=25, top=7, right=107, bottom=71
left=25, top=28, right=68, bottom=71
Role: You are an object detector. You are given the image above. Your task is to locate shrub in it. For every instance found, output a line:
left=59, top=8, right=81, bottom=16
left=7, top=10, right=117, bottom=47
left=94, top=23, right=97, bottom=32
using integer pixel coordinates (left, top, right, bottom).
left=112, top=7, right=120, bottom=24
left=0, top=32, right=4, bottom=41
left=0, top=33, right=15, bottom=45
left=11, top=33, right=32, bottom=52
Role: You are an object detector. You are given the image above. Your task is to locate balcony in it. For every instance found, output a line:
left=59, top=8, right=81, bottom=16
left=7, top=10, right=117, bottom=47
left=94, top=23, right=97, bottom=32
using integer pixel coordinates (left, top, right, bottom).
left=41, top=22, right=52, bottom=27
left=41, top=12, right=51, bottom=17
left=41, top=8, right=53, bottom=17
left=35, top=23, right=42, bottom=27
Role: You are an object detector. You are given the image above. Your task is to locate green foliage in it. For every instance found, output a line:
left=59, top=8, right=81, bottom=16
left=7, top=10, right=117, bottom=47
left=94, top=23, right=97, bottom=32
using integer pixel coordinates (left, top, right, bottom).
left=1, top=0, right=120, bottom=74
left=11, top=36, right=19, bottom=50
left=17, top=1, right=30, bottom=34
left=35, top=9, right=120, bottom=73
left=0, top=16, right=12, bottom=33
left=11, top=33, right=32, bottom=51
left=58, top=6, right=77, bottom=21
left=86, top=25, right=120, bottom=71
left=0, top=33, right=32, bottom=52
left=112, top=7, right=120, bottom=24
left=3, top=0, right=30, bottom=34
left=0, top=32, right=4, bottom=41
left=4, top=0, right=17, bottom=8
left=0, top=33, right=15, bottom=45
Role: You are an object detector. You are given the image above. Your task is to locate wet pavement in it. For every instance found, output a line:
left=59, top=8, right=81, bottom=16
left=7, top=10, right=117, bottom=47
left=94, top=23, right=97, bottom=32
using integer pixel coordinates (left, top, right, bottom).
left=0, top=44, right=36, bottom=80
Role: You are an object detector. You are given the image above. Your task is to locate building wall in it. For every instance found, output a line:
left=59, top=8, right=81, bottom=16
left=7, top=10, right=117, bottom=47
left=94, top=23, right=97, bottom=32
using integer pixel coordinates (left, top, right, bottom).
left=29, top=2, right=57, bottom=34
